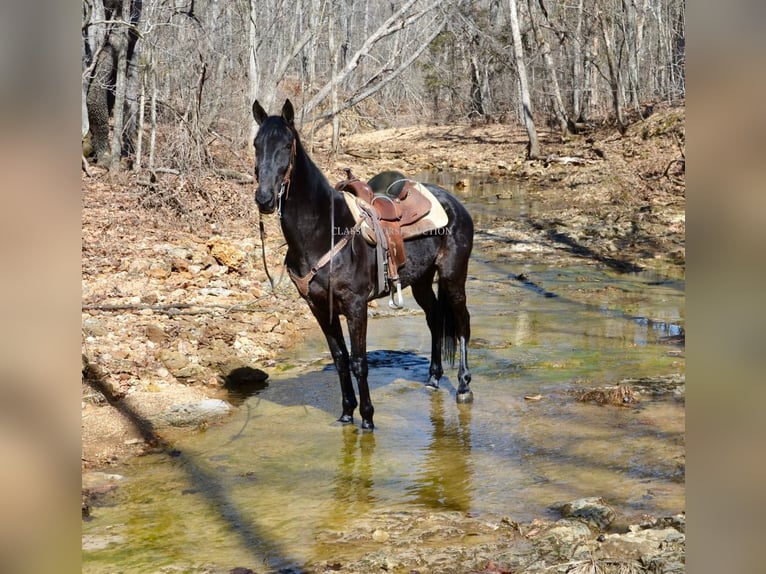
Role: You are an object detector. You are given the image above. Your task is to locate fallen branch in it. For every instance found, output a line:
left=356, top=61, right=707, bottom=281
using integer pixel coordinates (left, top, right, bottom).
left=344, top=148, right=379, bottom=159
left=152, top=167, right=181, bottom=176
left=641, top=157, right=685, bottom=185
left=83, top=297, right=271, bottom=315
left=214, top=168, right=253, bottom=183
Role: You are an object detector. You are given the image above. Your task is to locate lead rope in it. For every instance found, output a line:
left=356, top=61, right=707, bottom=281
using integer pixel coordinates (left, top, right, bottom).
left=258, top=213, right=286, bottom=292
left=328, top=185, right=335, bottom=321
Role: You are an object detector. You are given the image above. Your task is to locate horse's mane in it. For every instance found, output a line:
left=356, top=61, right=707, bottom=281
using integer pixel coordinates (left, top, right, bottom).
left=289, top=124, right=338, bottom=196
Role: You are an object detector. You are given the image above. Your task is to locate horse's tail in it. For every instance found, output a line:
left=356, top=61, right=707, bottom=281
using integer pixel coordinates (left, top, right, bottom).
left=438, top=280, right=457, bottom=367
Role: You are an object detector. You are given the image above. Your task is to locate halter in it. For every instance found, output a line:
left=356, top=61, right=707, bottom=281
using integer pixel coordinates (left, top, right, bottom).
left=254, top=137, right=296, bottom=217
left=275, top=138, right=297, bottom=217
left=257, top=137, right=296, bottom=290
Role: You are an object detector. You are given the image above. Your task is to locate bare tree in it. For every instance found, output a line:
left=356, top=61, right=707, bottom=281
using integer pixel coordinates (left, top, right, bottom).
left=82, top=0, right=142, bottom=170
left=81, top=0, right=684, bottom=175
left=527, top=0, right=573, bottom=135
left=108, top=0, right=132, bottom=170
left=596, top=0, right=627, bottom=134
left=299, top=0, right=447, bottom=120
left=508, top=0, right=540, bottom=158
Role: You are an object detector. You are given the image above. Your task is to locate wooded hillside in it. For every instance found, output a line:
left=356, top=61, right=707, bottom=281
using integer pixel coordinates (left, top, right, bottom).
left=82, top=0, right=685, bottom=171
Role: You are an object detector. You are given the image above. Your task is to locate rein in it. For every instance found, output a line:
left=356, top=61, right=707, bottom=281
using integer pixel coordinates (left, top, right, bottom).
left=288, top=219, right=362, bottom=298
left=257, top=136, right=355, bottom=301
left=258, top=215, right=287, bottom=290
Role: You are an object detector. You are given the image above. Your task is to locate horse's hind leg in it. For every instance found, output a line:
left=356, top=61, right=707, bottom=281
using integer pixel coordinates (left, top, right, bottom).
left=315, top=311, right=358, bottom=423
left=411, top=273, right=443, bottom=389
left=439, top=273, right=473, bottom=403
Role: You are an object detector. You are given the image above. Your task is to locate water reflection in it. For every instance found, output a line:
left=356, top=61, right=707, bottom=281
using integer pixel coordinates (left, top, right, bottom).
left=409, top=391, right=474, bottom=511
left=331, top=426, right=377, bottom=516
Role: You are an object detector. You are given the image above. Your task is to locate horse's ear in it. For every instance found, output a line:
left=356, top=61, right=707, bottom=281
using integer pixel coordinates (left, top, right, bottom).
left=252, top=100, right=268, bottom=125
left=282, top=99, right=295, bottom=125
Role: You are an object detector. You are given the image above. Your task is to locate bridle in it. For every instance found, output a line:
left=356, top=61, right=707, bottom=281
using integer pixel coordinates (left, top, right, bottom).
left=255, top=137, right=296, bottom=218
left=255, top=134, right=355, bottom=316
left=256, top=136, right=296, bottom=290
left=275, top=138, right=296, bottom=217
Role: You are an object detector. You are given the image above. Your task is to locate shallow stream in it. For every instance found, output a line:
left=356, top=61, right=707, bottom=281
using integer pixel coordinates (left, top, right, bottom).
left=83, top=175, right=685, bottom=572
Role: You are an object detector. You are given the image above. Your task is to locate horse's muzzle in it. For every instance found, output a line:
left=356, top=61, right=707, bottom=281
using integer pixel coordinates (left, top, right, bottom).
left=255, top=187, right=276, bottom=214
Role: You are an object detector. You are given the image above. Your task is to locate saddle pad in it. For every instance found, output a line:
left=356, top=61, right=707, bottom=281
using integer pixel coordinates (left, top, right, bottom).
left=341, top=182, right=449, bottom=245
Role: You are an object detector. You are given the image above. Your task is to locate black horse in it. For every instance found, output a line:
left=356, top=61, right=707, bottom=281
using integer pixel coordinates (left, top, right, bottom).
left=252, top=99, right=474, bottom=429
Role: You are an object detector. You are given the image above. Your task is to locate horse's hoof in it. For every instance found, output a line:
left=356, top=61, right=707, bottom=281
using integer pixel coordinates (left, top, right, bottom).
left=338, top=414, right=354, bottom=425
left=456, top=390, right=474, bottom=404
left=426, top=377, right=440, bottom=391
left=361, top=420, right=375, bottom=431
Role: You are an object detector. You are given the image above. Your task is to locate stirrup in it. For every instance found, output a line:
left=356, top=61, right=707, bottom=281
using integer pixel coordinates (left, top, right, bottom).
left=388, top=280, right=404, bottom=309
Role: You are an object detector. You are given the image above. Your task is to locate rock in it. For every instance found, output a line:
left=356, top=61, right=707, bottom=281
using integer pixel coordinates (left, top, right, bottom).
left=556, top=497, right=616, bottom=530
left=208, top=237, right=245, bottom=271
left=147, top=268, right=169, bottom=279
left=172, top=364, right=208, bottom=381
left=160, top=398, right=232, bottom=427
left=127, top=258, right=153, bottom=274
left=83, top=317, right=108, bottom=337
left=157, top=349, right=189, bottom=371
left=140, top=292, right=159, bottom=305
left=82, top=472, right=125, bottom=490
left=539, top=519, right=593, bottom=552
left=258, top=315, right=280, bottom=333
left=598, top=527, right=685, bottom=562
left=224, top=366, right=269, bottom=386
left=144, top=323, right=166, bottom=343
left=82, top=534, right=126, bottom=551
left=199, top=286, right=232, bottom=297
left=171, top=258, right=190, bottom=273
left=165, top=246, right=194, bottom=261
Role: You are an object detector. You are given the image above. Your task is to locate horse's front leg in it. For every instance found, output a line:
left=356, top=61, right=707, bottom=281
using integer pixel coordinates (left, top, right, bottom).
left=346, top=308, right=374, bottom=430
left=314, top=311, right=357, bottom=424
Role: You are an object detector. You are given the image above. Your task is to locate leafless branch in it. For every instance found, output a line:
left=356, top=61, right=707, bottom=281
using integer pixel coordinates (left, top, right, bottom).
left=82, top=298, right=271, bottom=316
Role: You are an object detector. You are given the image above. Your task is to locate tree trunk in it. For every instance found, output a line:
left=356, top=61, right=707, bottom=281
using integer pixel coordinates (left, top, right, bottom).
left=672, top=3, right=686, bottom=98
left=622, top=0, right=648, bottom=112
left=527, top=0, right=572, bottom=136
left=122, top=0, right=142, bottom=162
left=86, top=46, right=114, bottom=163
left=572, top=0, right=585, bottom=121
left=248, top=0, right=259, bottom=144
left=329, top=12, right=340, bottom=154
left=508, top=0, right=540, bottom=158
left=469, top=46, right=485, bottom=119
left=585, top=32, right=599, bottom=116
left=135, top=62, right=145, bottom=170
left=149, top=52, right=157, bottom=171
left=109, top=0, right=132, bottom=171
left=597, top=1, right=627, bottom=134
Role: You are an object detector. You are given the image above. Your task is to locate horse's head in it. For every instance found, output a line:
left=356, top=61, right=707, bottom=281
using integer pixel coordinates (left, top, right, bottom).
left=252, top=99, right=297, bottom=214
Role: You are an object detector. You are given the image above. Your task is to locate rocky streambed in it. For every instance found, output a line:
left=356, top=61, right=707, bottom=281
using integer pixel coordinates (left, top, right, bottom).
left=82, top=107, right=684, bottom=572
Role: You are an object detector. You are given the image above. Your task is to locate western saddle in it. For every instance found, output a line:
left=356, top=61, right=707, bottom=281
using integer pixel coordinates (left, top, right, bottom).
left=335, top=169, right=433, bottom=308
